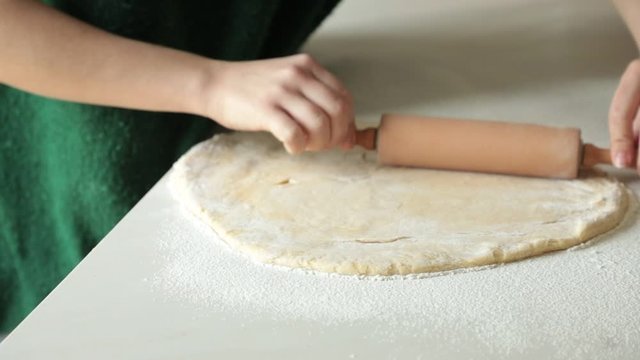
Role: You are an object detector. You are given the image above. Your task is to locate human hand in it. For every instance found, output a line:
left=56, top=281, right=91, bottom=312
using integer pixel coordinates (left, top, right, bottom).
left=202, top=54, right=355, bottom=154
left=609, top=59, right=640, bottom=173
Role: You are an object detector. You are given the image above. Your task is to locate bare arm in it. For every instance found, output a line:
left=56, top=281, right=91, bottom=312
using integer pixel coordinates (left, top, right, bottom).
left=612, top=0, right=640, bottom=49
left=609, top=0, right=640, bottom=172
left=0, top=0, right=354, bottom=153
left=0, top=0, right=213, bottom=115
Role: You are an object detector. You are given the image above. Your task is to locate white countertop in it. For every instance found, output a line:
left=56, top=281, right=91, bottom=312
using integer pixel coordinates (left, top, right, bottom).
left=1, top=0, right=640, bottom=359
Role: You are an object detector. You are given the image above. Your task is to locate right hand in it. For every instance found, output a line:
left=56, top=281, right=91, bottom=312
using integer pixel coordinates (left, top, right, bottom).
left=608, top=58, right=640, bottom=173
left=201, top=54, right=355, bottom=154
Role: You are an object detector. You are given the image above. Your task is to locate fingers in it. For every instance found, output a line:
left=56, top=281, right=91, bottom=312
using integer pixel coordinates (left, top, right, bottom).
left=305, top=57, right=356, bottom=148
left=633, top=110, right=640, bottom=172
left=289, top=54, right=355, bottom=149
left=609, top=60, right=640, bottom=169
left=280, top=93, right=331, bottom=151
left=637, top=139, right=640, bottom=173
left=296, top=78, right=352, bottom=148
left=262, top=54, right=353, bottom=153
left=303, top=55, right=351, bottom=97
left=267, top=109, right=307, bottom=154
left=341, top=122, right=356, bottom=150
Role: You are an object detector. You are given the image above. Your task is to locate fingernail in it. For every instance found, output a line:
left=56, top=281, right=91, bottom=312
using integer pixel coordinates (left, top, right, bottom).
left=614, top=152, right=628, bottom=168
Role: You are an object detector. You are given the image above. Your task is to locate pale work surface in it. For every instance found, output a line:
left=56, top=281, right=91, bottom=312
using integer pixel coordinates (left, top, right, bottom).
left=2, top=0, right=640, bottom=359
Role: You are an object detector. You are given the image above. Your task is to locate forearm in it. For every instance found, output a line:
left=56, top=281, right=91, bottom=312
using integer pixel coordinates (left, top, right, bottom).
left=0, top=0, right=216, bottom=115
left=612, top=0, right=640, bottom=50
left=0, top=0, right=355, bottom=153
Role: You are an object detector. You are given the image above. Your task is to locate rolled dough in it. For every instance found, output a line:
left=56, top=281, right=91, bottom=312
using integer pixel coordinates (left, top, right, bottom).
left=170, top=132, right=629, bottom=276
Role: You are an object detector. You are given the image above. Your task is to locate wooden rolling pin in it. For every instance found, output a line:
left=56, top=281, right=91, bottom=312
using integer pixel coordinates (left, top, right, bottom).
left=355, top=114, right=612, bottom=179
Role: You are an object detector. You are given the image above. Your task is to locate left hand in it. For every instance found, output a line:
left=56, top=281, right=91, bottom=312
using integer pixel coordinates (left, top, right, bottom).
left=201, top=54, right=355, bottom=154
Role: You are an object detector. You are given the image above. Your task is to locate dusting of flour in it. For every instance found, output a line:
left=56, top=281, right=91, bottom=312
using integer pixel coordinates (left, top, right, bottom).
left=150, top=195, right=640, bottom=359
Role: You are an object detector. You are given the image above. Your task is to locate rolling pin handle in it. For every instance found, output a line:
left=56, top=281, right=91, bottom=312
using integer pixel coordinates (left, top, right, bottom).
left=355, top=128, right=378, bottom=151
left=582, top=143, right=612, bottom=168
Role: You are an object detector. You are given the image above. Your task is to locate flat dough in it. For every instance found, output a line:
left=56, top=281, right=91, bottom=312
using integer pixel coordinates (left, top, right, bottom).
left=170, top=132, right=630, bottom=276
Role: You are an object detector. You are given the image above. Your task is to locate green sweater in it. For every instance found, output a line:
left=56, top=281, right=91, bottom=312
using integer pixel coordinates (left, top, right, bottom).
left=0, top=0, right=339, bottom=333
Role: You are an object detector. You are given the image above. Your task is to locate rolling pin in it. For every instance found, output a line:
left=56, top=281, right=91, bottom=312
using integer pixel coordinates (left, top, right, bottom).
left=355, top=114, right=612, bottom=179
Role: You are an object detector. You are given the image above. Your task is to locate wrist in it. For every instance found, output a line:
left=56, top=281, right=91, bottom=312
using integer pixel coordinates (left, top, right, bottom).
left=192, top=59, right=229, bottom=120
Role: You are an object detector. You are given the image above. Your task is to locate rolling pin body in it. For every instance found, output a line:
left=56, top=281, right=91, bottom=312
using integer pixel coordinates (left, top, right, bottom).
left=356, top=114, right=611, bottom=179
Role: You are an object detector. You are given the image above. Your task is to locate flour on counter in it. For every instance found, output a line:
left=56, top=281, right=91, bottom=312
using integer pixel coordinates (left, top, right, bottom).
left=151, top=199, right=640, bottom=359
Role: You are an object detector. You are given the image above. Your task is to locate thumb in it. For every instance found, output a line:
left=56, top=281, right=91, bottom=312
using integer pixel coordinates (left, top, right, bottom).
left=609, top=61, right=640, bottom=168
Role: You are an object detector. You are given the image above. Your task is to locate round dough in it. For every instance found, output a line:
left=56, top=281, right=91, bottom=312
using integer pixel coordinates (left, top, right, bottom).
left=170, top=132, right=630, bottom=276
